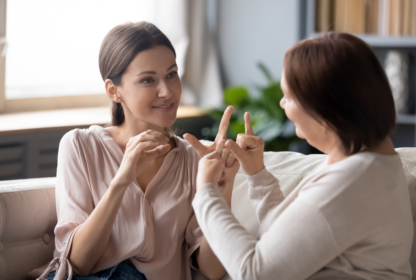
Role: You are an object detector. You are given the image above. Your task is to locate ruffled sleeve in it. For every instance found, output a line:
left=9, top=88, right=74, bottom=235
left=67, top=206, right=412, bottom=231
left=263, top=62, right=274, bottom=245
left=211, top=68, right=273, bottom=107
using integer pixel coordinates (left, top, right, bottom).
left=38, top=130, right=94, bottom=280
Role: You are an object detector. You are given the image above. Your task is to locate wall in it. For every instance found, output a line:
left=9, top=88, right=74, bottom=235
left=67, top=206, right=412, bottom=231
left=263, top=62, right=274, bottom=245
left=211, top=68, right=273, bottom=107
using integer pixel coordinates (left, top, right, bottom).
left=217, top=0, right=301, bottom=88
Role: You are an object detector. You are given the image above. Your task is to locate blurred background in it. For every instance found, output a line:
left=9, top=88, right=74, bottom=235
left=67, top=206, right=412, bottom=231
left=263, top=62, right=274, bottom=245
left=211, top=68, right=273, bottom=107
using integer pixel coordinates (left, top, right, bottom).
left=0, top=0, right=415, bottom=180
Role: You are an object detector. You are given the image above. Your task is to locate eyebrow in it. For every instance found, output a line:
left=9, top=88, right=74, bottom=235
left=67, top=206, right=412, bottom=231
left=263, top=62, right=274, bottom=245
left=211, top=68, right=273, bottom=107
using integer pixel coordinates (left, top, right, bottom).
left=136, top=63, right=177, bottom=76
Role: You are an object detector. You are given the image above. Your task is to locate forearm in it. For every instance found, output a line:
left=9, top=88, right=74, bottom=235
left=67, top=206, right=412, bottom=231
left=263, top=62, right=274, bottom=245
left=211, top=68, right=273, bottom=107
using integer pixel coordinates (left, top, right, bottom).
left=247, top=167, right=285, bottom=223
left=197, top=236, right=226, bottom=280
left=69, top=181, right=127, bottom=276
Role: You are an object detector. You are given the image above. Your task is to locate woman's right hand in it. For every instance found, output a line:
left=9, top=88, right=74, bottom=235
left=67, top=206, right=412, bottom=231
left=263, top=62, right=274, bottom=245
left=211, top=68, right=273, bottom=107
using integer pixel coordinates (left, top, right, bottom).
left=225, top=112, right=265, bottom=176
left=113, top=130, right=171, bottom=187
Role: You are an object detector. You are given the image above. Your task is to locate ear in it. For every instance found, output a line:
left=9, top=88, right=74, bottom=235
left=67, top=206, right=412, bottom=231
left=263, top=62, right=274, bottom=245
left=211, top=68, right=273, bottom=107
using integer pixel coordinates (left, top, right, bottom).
left=105, top=79, right=120, bottom=102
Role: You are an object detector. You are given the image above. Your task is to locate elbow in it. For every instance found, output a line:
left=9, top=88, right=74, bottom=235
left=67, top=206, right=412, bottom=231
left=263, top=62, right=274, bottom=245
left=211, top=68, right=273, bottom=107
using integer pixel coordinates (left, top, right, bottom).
left=72, top=265, right=92, bottom=277
left=200, top=267, right=226, bottom=280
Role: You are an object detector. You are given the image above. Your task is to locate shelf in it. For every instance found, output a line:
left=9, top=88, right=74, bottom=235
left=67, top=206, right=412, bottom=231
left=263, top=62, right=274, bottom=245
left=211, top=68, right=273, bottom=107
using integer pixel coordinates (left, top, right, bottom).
left=397, top=114, right=416, bottom=125
left=309, top=33, right=416, bottom=48
left=356, top=35, right=416, bottom=48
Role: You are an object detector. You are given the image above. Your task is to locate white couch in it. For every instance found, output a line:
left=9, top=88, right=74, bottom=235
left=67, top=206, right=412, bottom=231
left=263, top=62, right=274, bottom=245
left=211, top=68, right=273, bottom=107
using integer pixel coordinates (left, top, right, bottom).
left=1, top=148, right=416, bottom=280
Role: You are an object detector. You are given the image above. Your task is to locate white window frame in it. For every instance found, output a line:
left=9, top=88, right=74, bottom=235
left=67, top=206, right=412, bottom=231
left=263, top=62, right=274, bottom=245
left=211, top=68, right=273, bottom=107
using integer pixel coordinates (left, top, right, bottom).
left=0, top=0, right=108, bottom=114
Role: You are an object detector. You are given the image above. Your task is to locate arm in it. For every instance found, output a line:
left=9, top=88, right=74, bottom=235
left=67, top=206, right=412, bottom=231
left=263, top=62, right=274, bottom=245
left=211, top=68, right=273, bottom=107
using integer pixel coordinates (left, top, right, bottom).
left=193, top=183, right=339, bottom=280
left=246, top=168, right=285, bottom=224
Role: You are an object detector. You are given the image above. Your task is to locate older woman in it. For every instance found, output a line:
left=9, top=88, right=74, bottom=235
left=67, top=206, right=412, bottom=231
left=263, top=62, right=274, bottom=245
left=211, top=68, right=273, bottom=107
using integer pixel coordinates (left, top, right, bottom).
left=192, top=33, right=414, bottom=280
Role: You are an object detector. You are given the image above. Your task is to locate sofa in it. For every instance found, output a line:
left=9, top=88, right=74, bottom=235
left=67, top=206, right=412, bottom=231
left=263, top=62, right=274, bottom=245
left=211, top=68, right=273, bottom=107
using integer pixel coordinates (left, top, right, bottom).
left=1, top=148, right=416, bottom=280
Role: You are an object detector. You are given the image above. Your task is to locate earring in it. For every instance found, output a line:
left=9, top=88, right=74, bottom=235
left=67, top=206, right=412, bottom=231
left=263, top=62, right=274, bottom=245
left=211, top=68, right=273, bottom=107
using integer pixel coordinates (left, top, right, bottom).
left=118, top=98, right=121, bottom=102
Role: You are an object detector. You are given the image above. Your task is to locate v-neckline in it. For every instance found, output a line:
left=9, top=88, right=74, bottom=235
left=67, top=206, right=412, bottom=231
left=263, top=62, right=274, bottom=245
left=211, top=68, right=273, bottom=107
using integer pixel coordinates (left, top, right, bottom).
left=91, top=125, right=181, bottom=195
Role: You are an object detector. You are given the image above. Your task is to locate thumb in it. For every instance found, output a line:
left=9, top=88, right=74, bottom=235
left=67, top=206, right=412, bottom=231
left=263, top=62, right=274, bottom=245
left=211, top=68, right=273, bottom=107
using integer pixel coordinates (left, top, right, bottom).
left=146, top=144, right=170, bottom=159
left=204, top=150, right=221, bottom=160
left=183, top=133, right=206, bottom=157
left=225, top=140, right=246, bottom=162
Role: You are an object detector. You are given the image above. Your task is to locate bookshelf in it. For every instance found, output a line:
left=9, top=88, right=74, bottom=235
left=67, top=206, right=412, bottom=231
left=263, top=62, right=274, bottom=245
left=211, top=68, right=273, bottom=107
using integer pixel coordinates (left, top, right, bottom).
left=301, top=0, right=416, bottom=147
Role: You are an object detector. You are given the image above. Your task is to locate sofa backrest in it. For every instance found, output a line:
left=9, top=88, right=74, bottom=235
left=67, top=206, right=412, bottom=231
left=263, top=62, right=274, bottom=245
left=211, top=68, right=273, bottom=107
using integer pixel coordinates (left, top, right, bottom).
left=1, top=148, right=416, bottom=280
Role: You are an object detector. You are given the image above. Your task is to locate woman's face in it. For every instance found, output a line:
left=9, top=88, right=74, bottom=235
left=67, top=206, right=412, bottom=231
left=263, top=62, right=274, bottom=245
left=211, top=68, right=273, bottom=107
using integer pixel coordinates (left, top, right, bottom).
left=118, top=45, right=182, bottom=129
left=280, top=71, right=330, bottom=150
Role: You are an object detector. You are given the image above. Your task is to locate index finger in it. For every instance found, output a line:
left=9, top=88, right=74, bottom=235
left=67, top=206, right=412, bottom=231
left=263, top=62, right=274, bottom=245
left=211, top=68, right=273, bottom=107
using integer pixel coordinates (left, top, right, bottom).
left=217, top=106, right=233, bottom=139
left=244, top=112, right=254, bottom=135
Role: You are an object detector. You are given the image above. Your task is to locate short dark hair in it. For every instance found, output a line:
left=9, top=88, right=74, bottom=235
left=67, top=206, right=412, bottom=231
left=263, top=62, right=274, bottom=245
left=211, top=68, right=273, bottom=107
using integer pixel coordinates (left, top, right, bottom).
left=99, top=22, right=176, bottom=126
left=284, top=32, right=396, bottom=155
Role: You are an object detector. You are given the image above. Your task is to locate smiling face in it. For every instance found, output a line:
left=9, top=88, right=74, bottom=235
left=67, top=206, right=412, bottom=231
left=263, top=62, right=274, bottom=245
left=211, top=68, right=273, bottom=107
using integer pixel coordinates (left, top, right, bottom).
left=116, top=45, right=182, bottom=130
left=280, top=70, right=332, bottom=151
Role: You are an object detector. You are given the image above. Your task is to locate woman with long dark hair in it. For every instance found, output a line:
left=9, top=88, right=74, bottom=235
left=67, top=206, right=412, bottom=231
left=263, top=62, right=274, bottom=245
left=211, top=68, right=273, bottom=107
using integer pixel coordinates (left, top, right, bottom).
left=193, top=33, right=414, bottom=280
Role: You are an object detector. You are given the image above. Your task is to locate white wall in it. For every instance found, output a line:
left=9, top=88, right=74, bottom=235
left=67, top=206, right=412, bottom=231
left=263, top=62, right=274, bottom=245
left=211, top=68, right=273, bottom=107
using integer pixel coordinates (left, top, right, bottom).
left=217, top=0, right=300, bottom=88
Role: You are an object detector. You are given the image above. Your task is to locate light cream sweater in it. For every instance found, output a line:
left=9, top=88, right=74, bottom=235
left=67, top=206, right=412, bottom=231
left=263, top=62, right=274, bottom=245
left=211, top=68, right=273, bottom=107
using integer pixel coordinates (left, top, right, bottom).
left=193, top=152, right=413, bottom=280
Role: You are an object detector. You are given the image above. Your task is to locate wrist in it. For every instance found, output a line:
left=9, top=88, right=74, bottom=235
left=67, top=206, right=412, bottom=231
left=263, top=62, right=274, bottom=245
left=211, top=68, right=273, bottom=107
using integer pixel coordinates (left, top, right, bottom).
left=245, top=164, right=265, bottom=176
left=110, top=178, right=129, bottom=190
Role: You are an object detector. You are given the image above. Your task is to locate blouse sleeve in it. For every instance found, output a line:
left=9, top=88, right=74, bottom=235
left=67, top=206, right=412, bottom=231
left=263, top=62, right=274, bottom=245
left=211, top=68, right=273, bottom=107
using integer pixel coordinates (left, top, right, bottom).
left=192, top=183, right=340, bottom=280
left=38, top=130, right=94, bottom=280
left=246, top=167, right=285, bottom=224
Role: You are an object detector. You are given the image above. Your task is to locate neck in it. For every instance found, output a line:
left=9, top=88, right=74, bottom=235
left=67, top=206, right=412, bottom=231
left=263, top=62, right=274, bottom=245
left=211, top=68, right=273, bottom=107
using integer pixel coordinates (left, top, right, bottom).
left=324, top=136, right=396, bottom=166
left=108, top=118, right=167, bottom=152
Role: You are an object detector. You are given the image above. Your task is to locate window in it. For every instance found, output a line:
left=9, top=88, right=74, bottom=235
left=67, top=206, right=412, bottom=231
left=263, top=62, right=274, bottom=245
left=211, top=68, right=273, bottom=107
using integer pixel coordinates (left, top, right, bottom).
left=0, top=0, right=159, bottom=113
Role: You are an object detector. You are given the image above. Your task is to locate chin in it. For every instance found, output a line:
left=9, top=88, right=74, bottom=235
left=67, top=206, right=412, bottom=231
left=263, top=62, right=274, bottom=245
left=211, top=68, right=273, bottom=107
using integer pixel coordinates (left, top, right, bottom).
left=295, top=127, right=306, bottom=139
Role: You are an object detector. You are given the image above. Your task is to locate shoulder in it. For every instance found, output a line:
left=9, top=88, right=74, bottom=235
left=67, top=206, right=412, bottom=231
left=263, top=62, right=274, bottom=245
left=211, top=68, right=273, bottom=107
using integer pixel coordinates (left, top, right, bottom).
left=175, top=136, right=200, bottom=160
left=59, top=126, right=103, bottom=153
left=300, top=152, right=405, bottom=207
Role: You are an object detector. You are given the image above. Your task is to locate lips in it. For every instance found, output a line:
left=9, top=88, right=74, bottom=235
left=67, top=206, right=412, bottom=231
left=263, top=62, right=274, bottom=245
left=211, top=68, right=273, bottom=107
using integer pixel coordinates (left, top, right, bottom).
left=152, top=102, right=175, bottom=112
left=152, top=103, right=174, bottom=109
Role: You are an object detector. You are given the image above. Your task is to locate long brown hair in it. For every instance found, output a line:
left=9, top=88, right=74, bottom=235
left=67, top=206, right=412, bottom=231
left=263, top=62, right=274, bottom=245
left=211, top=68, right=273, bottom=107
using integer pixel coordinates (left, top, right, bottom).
left=284, top=32, right=395, bottom=155
left=99, top=22, right=176, bottom=127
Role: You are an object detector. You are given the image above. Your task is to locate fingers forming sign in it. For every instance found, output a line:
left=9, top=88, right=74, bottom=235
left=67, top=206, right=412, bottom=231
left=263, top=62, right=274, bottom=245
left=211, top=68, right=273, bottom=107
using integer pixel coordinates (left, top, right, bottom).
left=184, top=106, right=236, bottom=167
left=225, top=112, right=265, bottom=176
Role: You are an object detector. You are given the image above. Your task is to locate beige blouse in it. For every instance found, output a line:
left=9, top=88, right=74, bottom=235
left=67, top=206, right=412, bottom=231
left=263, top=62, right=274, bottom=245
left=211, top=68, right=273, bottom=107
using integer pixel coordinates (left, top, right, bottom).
left=193, top=152, right=413, bottom=280
left=44, top=125, right=202, bottom=280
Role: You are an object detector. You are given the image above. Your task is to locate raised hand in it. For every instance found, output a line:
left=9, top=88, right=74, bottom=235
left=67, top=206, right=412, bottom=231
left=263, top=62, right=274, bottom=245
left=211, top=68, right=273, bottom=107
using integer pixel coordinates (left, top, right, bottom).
left=197, top=151, right=224, bottom=189
left=113, top=130, right=171, bottom=187
left=184, top=106, right=236, bottom=167
left=225, top=112, right=265, bottom=176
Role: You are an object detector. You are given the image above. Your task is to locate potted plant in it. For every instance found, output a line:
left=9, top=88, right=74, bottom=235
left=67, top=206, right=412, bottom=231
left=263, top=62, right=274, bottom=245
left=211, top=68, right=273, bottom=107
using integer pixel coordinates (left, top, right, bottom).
left=202, top=63, right=298, bottom=151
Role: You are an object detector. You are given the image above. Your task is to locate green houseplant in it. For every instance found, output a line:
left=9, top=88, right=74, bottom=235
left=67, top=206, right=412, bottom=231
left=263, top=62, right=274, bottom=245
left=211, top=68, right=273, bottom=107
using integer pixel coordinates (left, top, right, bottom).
left=202, top=63, right=298, bottom=151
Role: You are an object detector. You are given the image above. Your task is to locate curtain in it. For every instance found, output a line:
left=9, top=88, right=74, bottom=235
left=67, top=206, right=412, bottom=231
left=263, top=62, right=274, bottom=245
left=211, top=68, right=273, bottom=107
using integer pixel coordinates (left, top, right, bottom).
left=154, top=0, right=223, bottom=108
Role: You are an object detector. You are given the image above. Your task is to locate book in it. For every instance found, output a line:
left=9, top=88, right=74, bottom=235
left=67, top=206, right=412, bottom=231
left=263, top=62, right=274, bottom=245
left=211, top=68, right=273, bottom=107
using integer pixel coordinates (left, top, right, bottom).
left=403, top=0, right=412, bottom=35
left=389, top=0, right=403, bottom=35
left=378, top=0, right=390, bottom=36
left=334, top=0, right=347, bottom=32
left=366, top=0, right=380, bottom=34
left=412, top=0, right=416, bottom=35
left=315, top=0, right=332, bottom=32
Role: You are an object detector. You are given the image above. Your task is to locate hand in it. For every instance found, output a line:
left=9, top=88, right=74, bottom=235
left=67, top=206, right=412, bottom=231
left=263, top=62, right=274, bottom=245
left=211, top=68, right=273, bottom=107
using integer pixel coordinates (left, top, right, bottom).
left=197, top=151, right=224, bottom=189
left=225, top=112, right=265, bottom=176
left=217, top=156, right=240, bottom=208
left=184, top=106, right=236, bottom=167
left=113, top=130, right=171, bottom=188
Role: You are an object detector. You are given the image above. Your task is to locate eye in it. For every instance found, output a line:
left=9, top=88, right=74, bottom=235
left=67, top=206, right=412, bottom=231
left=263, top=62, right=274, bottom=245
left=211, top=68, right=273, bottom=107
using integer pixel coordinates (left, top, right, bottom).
left=140, top=77, right=154, bottom=84
left=166, top=71, right=178, bottom=79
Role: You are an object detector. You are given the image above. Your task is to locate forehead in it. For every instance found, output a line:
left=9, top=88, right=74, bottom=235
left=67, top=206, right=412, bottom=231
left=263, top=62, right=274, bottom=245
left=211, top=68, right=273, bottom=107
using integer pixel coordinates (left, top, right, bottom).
left=128, top=45, right=176, bottom=72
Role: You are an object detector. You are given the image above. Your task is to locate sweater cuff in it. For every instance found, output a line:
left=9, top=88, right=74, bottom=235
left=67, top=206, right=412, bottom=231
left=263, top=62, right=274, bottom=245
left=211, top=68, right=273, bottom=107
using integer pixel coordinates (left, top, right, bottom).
left=245, top=167, right=278, bottom=188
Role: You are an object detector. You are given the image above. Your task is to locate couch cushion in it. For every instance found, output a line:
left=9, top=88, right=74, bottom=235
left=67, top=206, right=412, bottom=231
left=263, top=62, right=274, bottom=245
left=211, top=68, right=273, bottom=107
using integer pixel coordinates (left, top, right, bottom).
left=0, top=177, right=57, bottom=280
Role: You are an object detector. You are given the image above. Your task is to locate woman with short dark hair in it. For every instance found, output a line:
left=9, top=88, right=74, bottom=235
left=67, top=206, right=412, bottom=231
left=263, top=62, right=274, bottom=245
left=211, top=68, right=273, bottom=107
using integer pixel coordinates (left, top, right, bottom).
left=193, top=33, right=414, bottom=280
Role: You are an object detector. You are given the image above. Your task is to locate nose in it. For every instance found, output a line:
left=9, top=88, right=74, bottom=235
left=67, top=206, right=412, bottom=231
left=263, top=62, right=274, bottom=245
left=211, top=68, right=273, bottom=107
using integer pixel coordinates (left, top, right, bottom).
left=158, top=81, right=173, bottom=99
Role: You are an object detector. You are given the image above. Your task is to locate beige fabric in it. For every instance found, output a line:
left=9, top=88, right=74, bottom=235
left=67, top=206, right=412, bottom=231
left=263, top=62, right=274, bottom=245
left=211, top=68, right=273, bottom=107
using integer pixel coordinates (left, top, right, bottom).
left=1, top=149, right=416, bottom=280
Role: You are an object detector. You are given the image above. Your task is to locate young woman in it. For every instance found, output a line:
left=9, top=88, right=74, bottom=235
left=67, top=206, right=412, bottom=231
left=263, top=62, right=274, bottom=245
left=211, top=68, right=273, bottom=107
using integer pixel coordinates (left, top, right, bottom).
left=193, top=33, right=414, bottom=280
left=38, top=22, right=235, bottom=280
